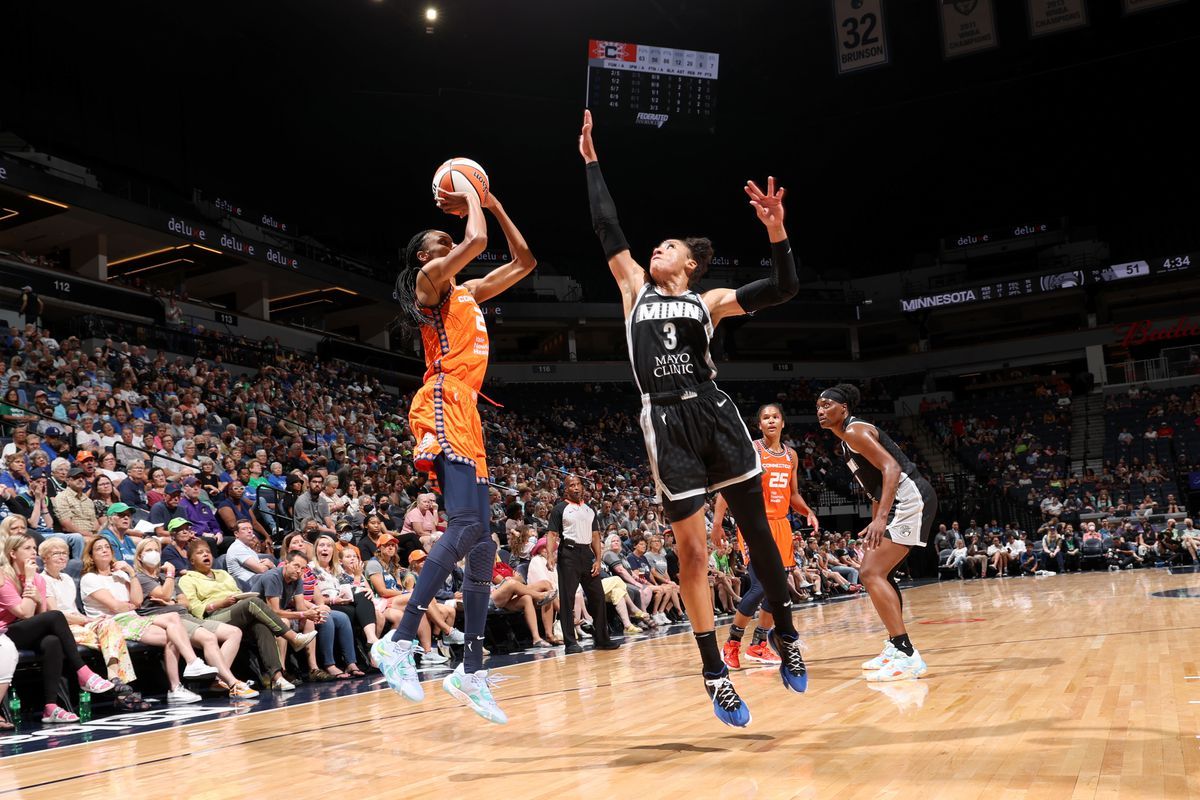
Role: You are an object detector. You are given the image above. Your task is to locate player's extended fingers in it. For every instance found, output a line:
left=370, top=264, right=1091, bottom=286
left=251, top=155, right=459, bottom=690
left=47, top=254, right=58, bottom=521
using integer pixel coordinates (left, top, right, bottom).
left=744, top=179, right=765, bottom=199
left=767, top=175, right=775, bottom=197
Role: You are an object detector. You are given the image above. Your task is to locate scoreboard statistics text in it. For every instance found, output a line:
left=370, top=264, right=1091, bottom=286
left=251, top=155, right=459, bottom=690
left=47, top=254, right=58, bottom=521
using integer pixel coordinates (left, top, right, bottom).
left=586, top=39, right=719, bottom=133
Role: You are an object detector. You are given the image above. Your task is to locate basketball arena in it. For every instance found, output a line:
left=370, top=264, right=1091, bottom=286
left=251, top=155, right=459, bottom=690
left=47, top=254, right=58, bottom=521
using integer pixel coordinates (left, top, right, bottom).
left=0, top=1, right=1197, bottom=797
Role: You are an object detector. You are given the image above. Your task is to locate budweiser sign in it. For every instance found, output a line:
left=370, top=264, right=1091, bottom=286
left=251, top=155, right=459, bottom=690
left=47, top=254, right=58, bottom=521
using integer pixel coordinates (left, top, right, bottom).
left=1115, top=317, right=1200, bottom=348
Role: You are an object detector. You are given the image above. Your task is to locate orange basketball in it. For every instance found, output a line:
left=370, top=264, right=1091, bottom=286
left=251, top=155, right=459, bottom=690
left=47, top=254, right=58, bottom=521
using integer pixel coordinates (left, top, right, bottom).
left=431, top=157, right=489, bottom=209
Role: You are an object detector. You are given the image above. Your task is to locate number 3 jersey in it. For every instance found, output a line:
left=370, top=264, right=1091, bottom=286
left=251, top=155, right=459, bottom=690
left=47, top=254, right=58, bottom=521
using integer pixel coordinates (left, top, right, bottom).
left=419, top=283, right=489, bottom=392
left=626, top=284, right=717, bottom=395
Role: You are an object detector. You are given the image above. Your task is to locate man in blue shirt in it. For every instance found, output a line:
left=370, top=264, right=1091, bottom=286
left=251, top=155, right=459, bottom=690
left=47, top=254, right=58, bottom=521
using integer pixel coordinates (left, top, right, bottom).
left=178, top=476, right=225, bottom=550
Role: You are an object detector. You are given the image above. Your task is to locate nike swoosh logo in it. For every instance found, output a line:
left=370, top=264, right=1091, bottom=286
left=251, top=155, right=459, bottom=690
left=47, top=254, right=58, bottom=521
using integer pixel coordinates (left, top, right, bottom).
left=660, top=413, right=667, bottom=424
left=416, top=605, right=429, bottom=612
left=717, top=399, right=727, bottom=407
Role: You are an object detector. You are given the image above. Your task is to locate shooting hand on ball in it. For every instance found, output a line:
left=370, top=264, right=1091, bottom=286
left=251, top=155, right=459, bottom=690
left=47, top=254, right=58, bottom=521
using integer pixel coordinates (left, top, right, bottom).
left=435, top=188, right=473, bottom=218
left=579, top=109, right=598, bottom=164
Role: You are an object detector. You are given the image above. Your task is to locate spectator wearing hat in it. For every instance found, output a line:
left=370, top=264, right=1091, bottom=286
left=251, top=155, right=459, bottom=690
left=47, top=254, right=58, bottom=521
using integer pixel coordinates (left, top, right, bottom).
left=51, top=465, right=101, bottom=543
left=99, top=503, right=141, bottom=564
left=150, top=482, right=184, bottom=537
left=178, top=476, right=225, bottom=551
left=26, top=466, right=83, bottom=557
left=75, top=449, right=98, bottom=488
left=226, top=519, right=273, bottom=587
left=41, top=426, right=68, bottom=462
left=162, top=517, right=197, bottom=574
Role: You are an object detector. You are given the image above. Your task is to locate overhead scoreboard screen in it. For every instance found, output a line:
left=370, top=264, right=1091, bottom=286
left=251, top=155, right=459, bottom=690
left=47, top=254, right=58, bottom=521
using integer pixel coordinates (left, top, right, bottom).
left=586, top=39, right=719, bottom=133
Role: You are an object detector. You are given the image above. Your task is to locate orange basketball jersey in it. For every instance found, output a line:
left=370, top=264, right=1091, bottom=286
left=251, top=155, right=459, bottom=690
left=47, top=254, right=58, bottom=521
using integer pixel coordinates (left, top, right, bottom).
left=756, top=439, right=795, bottom=520
left=420, top=284, right=489, bottom=391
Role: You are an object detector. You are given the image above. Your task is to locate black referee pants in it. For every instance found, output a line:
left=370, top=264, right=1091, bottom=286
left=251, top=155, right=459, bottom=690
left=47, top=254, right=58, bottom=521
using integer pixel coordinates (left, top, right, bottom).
left=557, top=543, right=611, bottom=647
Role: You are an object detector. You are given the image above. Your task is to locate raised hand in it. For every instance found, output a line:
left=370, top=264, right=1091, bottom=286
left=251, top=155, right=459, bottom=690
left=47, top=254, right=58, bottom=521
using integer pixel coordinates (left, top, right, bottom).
left=579, top=109, right=598, bottom=163
left=435, top=188, right=471, bottom=218
left=744, top=177, right=786, bottom=231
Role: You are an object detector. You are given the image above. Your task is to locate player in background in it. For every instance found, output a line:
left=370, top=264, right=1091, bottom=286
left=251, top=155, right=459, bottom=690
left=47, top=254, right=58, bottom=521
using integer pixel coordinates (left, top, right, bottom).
left=580, top=109, right=808, bottom=728
left=817, top=383, right=938, bottom=681
left=712, top=403, right=819, bottom=670
left=375, top=184, right=535, bottom=723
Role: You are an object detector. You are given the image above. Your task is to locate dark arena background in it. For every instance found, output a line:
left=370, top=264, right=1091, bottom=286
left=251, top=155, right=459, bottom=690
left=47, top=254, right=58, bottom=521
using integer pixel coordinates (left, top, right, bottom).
left=1, top=1, right=1198, bottom=797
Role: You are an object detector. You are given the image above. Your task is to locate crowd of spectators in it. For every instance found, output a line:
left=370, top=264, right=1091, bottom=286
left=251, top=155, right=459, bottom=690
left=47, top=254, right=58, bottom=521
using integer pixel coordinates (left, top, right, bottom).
left=0, top=307, right=1195, bottom=730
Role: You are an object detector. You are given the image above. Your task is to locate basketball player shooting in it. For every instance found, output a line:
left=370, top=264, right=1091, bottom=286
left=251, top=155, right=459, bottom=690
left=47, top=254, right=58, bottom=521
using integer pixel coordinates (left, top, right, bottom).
left=376, top=180, right=536, bottom=724
left=579, top=109, right=808, bottom=727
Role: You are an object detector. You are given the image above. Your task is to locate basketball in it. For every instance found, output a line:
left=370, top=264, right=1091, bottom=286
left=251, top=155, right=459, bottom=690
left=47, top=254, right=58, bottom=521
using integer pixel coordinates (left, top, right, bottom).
left=432, top=157, right=489, bottom=208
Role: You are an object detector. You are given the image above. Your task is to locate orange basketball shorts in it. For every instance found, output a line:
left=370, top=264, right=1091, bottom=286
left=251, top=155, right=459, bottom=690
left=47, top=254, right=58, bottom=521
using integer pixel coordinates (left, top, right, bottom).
left=409, top=374, right=488, bottom=482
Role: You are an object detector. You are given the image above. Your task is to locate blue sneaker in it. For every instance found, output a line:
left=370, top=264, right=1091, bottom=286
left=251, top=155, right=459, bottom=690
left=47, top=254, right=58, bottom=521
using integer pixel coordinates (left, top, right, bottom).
left=376, top=638, right=424, bottom=702
left=767, top=628, right=808, bottom=693
left=703, top=669, right=752, bottom=728
left=443, top=664, right=508, bottom=724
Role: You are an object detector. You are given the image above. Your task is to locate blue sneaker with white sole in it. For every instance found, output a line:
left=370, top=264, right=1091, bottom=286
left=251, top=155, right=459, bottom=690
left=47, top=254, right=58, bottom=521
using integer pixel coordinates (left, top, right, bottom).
left=767, top=628, right=809, bottom=693
left=704, top=668, right=752, bottom=728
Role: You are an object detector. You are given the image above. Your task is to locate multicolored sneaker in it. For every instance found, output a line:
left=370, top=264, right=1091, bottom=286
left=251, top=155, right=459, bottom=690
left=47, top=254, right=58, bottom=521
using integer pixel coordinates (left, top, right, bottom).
left=744, top=641, right=782, bottom=665
left=865, top=650, right=927, bottom=682
left=377, top=638, right=424, bottom=701
left=442, top=664, right=508, bottom=724
left=722, top=640, right=742, bottom=670
left=862, top=640, right=899, bottom=671
left=766, top=629, right=808, bottom=693
left=704, top=669, right=752, bottom=728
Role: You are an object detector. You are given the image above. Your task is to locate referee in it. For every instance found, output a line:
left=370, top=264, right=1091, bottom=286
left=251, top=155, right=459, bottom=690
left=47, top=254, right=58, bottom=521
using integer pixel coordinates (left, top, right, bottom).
left=547, top=475, right=619, bottom=654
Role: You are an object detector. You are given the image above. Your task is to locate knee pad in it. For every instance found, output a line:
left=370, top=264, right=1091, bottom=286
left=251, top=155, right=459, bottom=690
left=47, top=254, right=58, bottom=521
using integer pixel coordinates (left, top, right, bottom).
left=464, top=538, right=497, bottom=585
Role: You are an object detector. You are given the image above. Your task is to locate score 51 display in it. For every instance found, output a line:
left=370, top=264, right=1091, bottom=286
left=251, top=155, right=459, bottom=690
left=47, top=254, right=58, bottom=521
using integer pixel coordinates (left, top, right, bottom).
left=586, top=40, right=719, bottom=133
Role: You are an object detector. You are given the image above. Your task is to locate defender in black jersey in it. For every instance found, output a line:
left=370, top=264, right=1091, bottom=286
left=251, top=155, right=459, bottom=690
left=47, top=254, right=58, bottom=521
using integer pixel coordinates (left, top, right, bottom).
left=580, top=109, right=808, bottom=727
left=817, top=383, right=939, bottom=682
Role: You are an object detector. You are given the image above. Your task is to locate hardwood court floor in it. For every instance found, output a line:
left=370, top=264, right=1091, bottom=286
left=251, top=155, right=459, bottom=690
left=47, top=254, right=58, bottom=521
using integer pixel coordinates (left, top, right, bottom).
left=2, top=569, right=1198, bottom=799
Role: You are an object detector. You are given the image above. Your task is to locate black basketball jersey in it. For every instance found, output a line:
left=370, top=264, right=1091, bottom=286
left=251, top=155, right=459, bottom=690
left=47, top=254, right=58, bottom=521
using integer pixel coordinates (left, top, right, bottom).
left=838, top=415, right=923, bottom=503
left=625, top=284, right=717, bottom=394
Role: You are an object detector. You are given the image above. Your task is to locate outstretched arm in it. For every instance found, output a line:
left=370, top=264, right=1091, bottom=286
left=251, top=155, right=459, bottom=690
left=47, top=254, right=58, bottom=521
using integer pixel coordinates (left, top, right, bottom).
left=580, top=110, right=644, bottom=314
left=413, top=190, right=489, bottom=305
left=465, top=195, right=537, bottom=303
left=704, top=177, right=799, bottom=325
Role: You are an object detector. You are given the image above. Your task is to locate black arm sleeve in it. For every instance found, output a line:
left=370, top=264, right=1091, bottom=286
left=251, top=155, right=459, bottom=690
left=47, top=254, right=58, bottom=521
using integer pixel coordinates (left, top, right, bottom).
left=734, top=239, right=799, bottom=313
left=586, top=162, right=631, bottom=259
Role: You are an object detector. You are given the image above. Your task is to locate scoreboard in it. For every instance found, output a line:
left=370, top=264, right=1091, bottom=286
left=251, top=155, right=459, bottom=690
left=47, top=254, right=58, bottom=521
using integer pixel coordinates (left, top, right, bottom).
left=586, top=39, right=719, bottom=133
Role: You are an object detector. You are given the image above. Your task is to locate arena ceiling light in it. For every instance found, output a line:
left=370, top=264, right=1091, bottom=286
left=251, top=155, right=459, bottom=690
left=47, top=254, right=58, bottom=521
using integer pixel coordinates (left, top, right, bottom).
left=0, top=208, right=18, bottom=222
left=424, top=6, right=437, bottom=21
left=26, top=193, right=69, bottom=209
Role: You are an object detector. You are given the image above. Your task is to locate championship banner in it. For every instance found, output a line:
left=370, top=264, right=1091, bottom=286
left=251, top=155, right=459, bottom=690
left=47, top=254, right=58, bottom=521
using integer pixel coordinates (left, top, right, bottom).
left=1027, top=0, right=1089, bottom=37
left=832, top=0, right=889, bottom=74
left=939, top=0, right=999, bottom=58
left=1122, top=0, right=1185, bottom=13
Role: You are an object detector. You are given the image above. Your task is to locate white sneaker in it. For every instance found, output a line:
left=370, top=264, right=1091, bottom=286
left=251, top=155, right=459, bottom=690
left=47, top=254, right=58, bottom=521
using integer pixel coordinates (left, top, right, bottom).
left=655, top=613, right=670, bottom=625
left=421, top=650, right=450, bottom=665
left=168, top=685, right=202, bottom=704
left=865, top=650, right=928, bottom=682
left=445, top=628, right=466, bottom=646
left=182, top=659, right=218, bottom=679
left=271, top=674, right=297, bottom=692
left=443, top=664, right=508, bottom=724
left=576, top=626, right=592, bottom=640
left=862, top=640, right=899, bottom=671
left=378, top=639, right=424, bottom=702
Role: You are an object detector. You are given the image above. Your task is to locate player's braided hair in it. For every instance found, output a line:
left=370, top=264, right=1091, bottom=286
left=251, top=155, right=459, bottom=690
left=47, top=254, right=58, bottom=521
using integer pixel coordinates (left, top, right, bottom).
left=394, top=229, right=436, bottom=332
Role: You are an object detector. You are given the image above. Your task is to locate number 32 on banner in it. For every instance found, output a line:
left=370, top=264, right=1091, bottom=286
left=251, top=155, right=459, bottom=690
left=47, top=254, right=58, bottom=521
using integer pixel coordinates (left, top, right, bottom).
left=831, top=0, right=890, bottom=75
